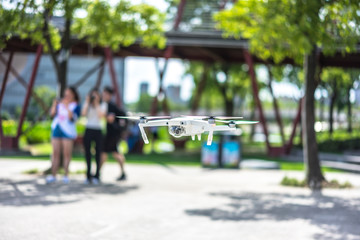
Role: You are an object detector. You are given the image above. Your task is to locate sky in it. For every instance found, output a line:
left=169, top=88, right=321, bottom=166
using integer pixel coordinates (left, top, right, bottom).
left=124, top=57, right=194, bottom=103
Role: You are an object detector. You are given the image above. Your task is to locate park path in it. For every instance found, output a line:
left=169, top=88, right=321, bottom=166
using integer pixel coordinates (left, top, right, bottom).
left=0, top=158, right=359, bottom=240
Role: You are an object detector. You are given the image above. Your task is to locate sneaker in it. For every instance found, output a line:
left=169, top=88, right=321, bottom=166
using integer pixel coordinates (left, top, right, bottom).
left=46, top=175, right=56, bottom=184
left=116, top=173, right=127, bottom=181
left=62, top=176, right=70, bottom=184
left=84, top=179, right=91, bottom=185
left=92, top=178, right=100, bottom=185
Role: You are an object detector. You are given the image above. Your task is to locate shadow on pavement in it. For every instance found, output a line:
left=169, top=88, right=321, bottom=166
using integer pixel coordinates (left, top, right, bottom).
left=185, top=191, right=360, bottom=240
left=0, top=178, right=139, bottom=207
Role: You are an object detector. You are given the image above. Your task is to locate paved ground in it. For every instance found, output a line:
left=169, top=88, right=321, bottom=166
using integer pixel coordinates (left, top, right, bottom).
left=0, top=158, right=359, bottom=240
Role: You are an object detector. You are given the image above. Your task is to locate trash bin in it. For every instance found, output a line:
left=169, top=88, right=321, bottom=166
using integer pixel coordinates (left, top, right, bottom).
left=201, top=129, right=242, bottom=168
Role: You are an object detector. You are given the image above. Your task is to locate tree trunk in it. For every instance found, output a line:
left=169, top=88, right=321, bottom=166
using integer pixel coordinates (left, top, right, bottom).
left=266, top=65, right=285, bottom=144
left=302, top=47, right=325, bottom=190
left=329, top=88, right=337, bottom=134
left=225, top=99, right=234, bottom=116
left=57, top=18, right=71, bottom=97
left=191, top=64, right=208, bottom=114
left=347, top=87, right=352, bottom=133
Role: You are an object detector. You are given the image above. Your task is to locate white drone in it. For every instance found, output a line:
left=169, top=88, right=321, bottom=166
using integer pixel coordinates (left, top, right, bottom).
left=118, top=115, right=258, bottom=145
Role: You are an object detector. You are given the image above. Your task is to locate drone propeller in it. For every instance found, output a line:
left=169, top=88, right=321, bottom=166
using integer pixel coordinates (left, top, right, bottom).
left=117, top=116, right=171, bottom=121
left=216, top=120, right=259, bottom=125
left=181, top=115, right=244, bottom=121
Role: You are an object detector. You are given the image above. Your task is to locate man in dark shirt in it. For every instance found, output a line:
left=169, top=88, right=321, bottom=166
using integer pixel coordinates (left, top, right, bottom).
left=101, top=86, right=127, bottom=181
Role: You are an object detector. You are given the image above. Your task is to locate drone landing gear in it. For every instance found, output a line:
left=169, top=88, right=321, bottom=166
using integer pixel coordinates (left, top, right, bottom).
left=138, top=124, right=149, bottom=144
left=207, top=130, right=213, bottom=145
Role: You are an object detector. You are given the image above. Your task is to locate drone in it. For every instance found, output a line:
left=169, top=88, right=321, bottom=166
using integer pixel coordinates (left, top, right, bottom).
left=118, top=115, right=258, bottom=145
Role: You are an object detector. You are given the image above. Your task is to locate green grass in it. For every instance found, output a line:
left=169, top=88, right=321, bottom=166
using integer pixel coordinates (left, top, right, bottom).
left=2, top=151, right=343, bottom=172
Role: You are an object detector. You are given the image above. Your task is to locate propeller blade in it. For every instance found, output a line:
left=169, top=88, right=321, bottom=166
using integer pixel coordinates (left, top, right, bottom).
left=215, top=116, right=244, bottom=120
left=216, top=120, right=259, bottom=125
left=116, top=116, right=171, bottom=121
left=116, top=116, right=142, bottom=120
left=181, top=115, right=243, bottom=120
left=233, top=120, right=259, bottom=125
left=180, top=115, right=209, bottom=119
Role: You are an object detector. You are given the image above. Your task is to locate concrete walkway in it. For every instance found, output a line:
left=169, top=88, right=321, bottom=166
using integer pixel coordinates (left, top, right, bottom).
left=0, top=158, right=359, bottom=240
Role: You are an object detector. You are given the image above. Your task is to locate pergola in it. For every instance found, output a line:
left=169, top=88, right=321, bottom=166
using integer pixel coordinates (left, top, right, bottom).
left=1, top=0, right=360, bottom=154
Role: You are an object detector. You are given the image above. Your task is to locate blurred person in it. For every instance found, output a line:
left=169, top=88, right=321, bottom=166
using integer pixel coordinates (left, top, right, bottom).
left=81, top=88, right=107, bottom=185
left=100, top=86, right=127, bottom=181
left=46, top=87, right=80, bottom=184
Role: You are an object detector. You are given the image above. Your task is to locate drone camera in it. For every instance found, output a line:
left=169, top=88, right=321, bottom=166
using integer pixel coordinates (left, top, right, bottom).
left=169, top=125, right=186, bottom=138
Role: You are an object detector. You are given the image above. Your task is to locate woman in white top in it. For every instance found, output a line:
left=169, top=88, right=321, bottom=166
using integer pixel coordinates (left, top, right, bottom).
left=47, top=87, right=80, bottom=184
left=81, top=88, right=107, bottom=184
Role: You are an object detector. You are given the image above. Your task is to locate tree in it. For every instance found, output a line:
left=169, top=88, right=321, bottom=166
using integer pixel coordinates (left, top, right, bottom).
left=0, top=0, right=166, bottom=96
left=184, top=61, right=251, bottom=116
left=321, top=68, right=351, bottom=134
left=212, top=63, right=251, bottom=116
left=183, top=61, right=210, bottom=114
left=215, top=0, right=360, bottom=189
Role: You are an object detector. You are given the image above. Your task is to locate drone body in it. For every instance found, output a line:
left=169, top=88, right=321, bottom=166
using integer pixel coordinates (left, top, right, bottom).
left=118, top=116, right=258, bottom=146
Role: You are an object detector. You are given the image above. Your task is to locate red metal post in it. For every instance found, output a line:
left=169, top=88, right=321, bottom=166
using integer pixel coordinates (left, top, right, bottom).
left=16, top=45, right=43, bottom=140
left=95, top=60, right=105, bottom=89
left=243, top=50, right=271, bottom=150
left=0, top=51, right=14, bottom=138
left=104, top=47, right=122, bottom=108
left=173, top=0, right=186, bottom=30
left=285, top=98, right=303, bottom=154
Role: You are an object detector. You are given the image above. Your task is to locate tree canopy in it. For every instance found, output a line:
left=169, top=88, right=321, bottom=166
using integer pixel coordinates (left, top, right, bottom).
left=0, top=0, right=166, bottom=51
left=0, top=0, right=166, bottom=96
left=215, top=0, right=360, bottom=64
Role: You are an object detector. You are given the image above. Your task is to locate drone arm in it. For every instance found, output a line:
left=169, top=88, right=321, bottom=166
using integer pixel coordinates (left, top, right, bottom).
left=212, top=125, right=233, bottom=131
left=138, top=123, right=149, bottom=144
left=140, top=120, right=169, bottom=127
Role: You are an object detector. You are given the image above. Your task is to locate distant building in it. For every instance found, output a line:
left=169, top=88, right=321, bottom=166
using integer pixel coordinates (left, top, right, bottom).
left=166, top=85, right=183, bottom=104
left=140, top=82, right=149, bottom=96
left=0, top=53, right=125, bottom=114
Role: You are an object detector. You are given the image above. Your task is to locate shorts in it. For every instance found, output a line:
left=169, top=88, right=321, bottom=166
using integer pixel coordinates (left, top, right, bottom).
left=52, top=125, right=73, bottom=139
left=103, top=134, right=121, bottom=153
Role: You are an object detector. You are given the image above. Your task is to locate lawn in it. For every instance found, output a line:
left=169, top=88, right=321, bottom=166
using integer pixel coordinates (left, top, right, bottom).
left=1, top=147, right=342, bottom=173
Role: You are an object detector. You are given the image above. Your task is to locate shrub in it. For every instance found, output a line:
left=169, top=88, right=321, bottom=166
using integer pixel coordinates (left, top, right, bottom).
left=281, top=176, right=353, bottom=189
left=24, top=122, right=52, bottom=144
left=295, top=130, right=360, bottom=153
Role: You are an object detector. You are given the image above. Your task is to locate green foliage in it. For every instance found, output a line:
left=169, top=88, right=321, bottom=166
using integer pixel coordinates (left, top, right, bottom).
left=73, top=0, right=166, bottom=51
left=29, top=85, right=56, bottom=121
left=281, top=176, right=306, bottom=187
left=2, top=120, right=17, bottom=136
left=22, top=168, right=40, bottom=175
left=1, top=110, right=11, bottom=120
left=184, top=61, right=251, bottom=113
left=318, top=131, right=360, bottom=152
left=215, top=0, right=360, bottom=64
left=135, top=94, right=153, bottom=113
left=24, top=121, right=52, bottom=144
left=1, top=120, right=86, bottom=145
left=295, top=130, right=360, bottom=153
left=281, top=176, right=353, bottom=188
left=0, top=0, right=166, bottom=51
